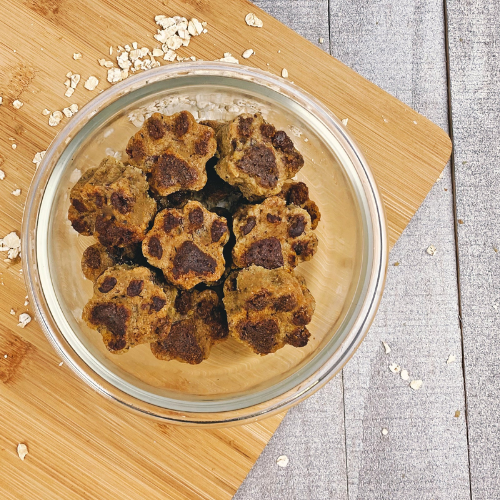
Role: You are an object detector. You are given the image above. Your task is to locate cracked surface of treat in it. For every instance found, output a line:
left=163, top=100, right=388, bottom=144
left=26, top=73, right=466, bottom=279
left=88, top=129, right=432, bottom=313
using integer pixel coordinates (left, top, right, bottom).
left=223, top=266, right=315, bottom=355
left=232, top=196, right=318, bottom=270
left=68, top=157, right=156, bottom=247
left=151, top=289, right=228, bottom=364
left=142, top=200, right=230, bottom=289
left=125, top=111, right=216, bottom=196
left=81, top=243, right=138, bottom=282
left=277, top=180, right=321, bottom=230
left=82, top=266, right=176, bottom=354
left=215, top=113, right=304, bottom=200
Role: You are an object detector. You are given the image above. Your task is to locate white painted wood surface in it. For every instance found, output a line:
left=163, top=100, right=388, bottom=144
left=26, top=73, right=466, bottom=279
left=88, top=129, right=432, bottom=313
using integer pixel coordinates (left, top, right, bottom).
left=235, top=0, right=495, bottom=498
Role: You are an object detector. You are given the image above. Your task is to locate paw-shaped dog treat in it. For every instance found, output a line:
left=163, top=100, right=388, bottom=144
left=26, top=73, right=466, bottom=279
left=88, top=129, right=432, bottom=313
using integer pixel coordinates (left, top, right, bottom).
left=151, top=289, right=228, bottom=364
left=223, top=265, right=315, bottom=355
left=82, top=266, right=176, bottom=354
left=215, top=113, right=304, bottom=201
left=277, top=180, right=321, bottom=230
left=81, top=243, right=138, bottom=282
left=232, top=196, right=318, bottom=270
left=142, top=201, right=230, bottom=289
left=68, top=157, right=157, bottom=247
left=126, top=111, right=217, bottom=196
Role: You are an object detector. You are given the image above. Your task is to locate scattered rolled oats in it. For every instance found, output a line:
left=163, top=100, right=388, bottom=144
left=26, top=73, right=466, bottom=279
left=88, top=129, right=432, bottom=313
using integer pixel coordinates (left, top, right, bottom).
left=276, top=455, right=289, bottom=468
left=152, top=48, right=164, bottom=57
left=49, top=110, right=63, bottom=127
left=10, top=308, right=15, bottom=315
left=426, top=245, right=437, bottom=256
left=319, top=37, right=324, bottom=44
left=218, top=53, right=239, bottom=64
left=242, top=49, right=254, bottom=59
left=11, top=189, right=21, bottom=196
left=382, top=341, right=391, bottom=354
left=32, top=151, right=46, bottom=168
left=447, top=354, right=456, bottom=364
left=17, top=313, right=31, bottom=328
left=455, top=410, right=461, bottom=418
left=381, top=428, right=388, bottom=436
left=0, top=96, right=3, bottom=105
left=73, top=53, right=82, bottom=60
left=389, top=363, right=401, bottom=374
left=12, top=100, right=23, bottom=109
left=400, top=369, right=409, bottom=381
left=188, top=18, right=204, bottom=36
left=107, top=67, right=123, bottom=83
left=109, top=46, right=113, bottom=55
left=281, top=68, right=288, bottom=78
left=245, top=13, right=263, bottom=27
left=70, top=74, right=81, bottom=88
left=64, top=87, right=75, bottom=98
left=84, top=76, right=99, bottom=91
left=342, top=118, right=349, bottom=126
left=17, top=443, right=28, bottom=460
left=42, top=108, right=50, bottom=115
left=24, top=299, right=29, bottom=306
left=11, top=144, right=17, bottom=150
left=0, top=170, right=5, bottom=180
left=69, top=103, right=78, bottom=114
left=59, top=361, right=64, bottom=366
left=410, top=379, right=423, bottom=391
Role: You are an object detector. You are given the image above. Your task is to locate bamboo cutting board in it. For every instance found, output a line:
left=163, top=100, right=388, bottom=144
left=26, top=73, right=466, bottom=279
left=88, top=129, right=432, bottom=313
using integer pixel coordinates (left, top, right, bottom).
left=0, top=0, right=451, bottom=499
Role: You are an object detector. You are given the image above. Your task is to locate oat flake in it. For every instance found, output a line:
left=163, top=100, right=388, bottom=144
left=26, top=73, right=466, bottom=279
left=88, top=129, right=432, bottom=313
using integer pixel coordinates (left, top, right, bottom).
left=73, top=53, right=82, bottom=60
left=17, top=313, right=31, bottom=328
left=400, top=369, right=409, bottom=381
left=11, top=189, right=21, bottom=196
left=447, top=354, right=456, bottom=364
left=426, top=245, right=437, bottom=256
left=381, top=428, right=388, bottom=436
left=276, top=455, right=289, bottom=468
left=242, top=49, right=254, bottom=59
left=0, top=170, right=5, bottom=180
left=245, top=13, right=263, bottom=27
left=84, top=76, right=99, bottom=91
left=12, top=100, right=23, bottom=109
left=410, top=380, right=423, bottom=391
left=342, top=118, right=349, bottom=126
left=389, top=363, right=401, bottom=374
left=281, top=68, right=288, bottom=78
left=382, top=341, right=391, bottom=354
left=17, top=443, right=28, bottom=460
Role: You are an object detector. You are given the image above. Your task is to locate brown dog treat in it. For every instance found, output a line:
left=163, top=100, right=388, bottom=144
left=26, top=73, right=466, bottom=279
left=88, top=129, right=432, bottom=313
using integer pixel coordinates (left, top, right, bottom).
left=142, top=201, right=230, bottom=289
left=277, top=180, right=321, bottom=230
left=126, top=111, right=217, bottom=196
left=232, top=196, right=317, bottom=270
left=215, top=113, right=304, bottom=201
left=81, top=243, right=139, bottom=282
left=68, top=157, right=157, bottom=248
left=223, top=265, right=315, bottom=355
left=82, top=265, right=176, bottom=354
left=150, top=289, right=228, bottom=364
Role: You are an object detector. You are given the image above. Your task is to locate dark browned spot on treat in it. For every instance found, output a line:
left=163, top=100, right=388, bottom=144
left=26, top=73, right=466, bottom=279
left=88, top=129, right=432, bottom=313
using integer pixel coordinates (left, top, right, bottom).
left=189, top=207, right=204, bottom=228
left=126, top=137, right=146, bottom=162
left=292, top=240, right=314, bottom=258
left=211, top=220, right=227, bottom=242
left=304, top=200, right=321, bottom=229
left=226, top=275, right=238, bottom=292
left=126, top=279, right=144, bottom=297
left=286, top=327, right=310, bottom=347
left=246, top=290, right=271, bottom=311
left=94, top=193, right=105, bottom=208
left=241, top=217, right=256, bottom=235
left=162, top=320, right=204, bottom=364
left=172, top=241, right=217, bottom=279
left=267, top=213, right=281, bottom=223
left=274, top=294, right=298, bottom=312
left=174, top=111, right=191, bottom=137
left=166, top=190, right=191, bottom=208
left=98, top=276, right=117, bottom=293
left=244, top=238, right=284, bottom=269
left=293, top=307, right=312, bottom=326
left=196, top=297, right=228, bottom=341
left=163, top=212, right=183, bottom=232
left=288, top=215, right=306, bottom=237
left=89, top=303, right=130, bottom=338
left=71, top=217, right=90, bottom=234
left=284, top=151, right=305, bottom=173
left=107, top=337, right=127, bottom=351
left=83, top=245, right=101, bottom=269
left=237, top=144, right=278, bottom=188
left=194, top=130, right=213, bottom=156
left=272, top=130, right=295, bottom=153
left=288, top=254, right=298, bottom=267
left=152, top=317, right=171, bottom=338
left=260, top=122, right=276, bottom=139
left=175, top=290, right=193, bottom=315
left=111, top=191, right=135, bottom=215
left=231, top=138, right=238, bottom=150
left=285, top=182, right=309, bottom=206
left=148, top=236, right=163, bottom=259
left=147, top=116, right=167, bottom=140
left=151, top=153, right=197, bottom=191
left=237, top=116, right=254, bottom=137
left=95, top=215, right=138, bottom=247
left=71, top=198, right=87, bottom=213
left=151, top=296, right=166, bottom=312
left=238, top=319, right=279, bottom=355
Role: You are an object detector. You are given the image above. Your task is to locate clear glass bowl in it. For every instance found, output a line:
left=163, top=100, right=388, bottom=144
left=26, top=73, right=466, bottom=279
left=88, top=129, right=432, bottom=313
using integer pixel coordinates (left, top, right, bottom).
left=22, top=62, right=387, bottom=426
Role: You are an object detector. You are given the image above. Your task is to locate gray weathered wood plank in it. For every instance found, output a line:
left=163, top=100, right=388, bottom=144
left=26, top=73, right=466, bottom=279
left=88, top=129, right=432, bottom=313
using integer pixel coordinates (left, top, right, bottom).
left=446, top=1, right=500, bottom=498
left=330, top=1, right=470, bottom=498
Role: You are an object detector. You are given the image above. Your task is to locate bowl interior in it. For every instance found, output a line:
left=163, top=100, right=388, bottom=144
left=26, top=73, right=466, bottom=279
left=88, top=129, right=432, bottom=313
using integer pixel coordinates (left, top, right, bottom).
left=37, top=73, right=369, bottom=412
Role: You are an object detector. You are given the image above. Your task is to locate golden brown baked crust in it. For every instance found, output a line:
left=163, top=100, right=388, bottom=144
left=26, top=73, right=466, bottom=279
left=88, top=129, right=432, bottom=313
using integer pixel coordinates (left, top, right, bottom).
left=232, top=196, right=318, bottom=270
left=223, top=265, right=315, bottom=355
left=277, top=180, right=321, bottom=230
left=68, top=157, right=157, bottom=248
left=142, top=201, right=230, bottom=289
left=215, top=113, right=304, bottom=201
left=82, top=265, right=176, bottom=354
left=151, top=289, right=228, bottom=364
left=126, top=111, right=217, bottom=196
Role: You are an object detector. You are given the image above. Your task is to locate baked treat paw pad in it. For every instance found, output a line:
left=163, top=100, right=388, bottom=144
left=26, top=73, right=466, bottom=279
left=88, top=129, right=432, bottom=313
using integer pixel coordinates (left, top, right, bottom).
left=83, top=265, right=176, bottom=354
left=126, top=111, right=217, bottom=196
left=223, top=265, right=315, bottom=355
left=215, top=113, right=304, bottom=201
left=68, top=156, right=157, bottom=247
left=142, top=200, right=230, bottom=289
left=151, top=289, right=228, bottom=364
left=232, top=196, right=318, bottom=270
left=81, top=243, right=138, bottom=282
left=277, top=180, right=321, bottom=230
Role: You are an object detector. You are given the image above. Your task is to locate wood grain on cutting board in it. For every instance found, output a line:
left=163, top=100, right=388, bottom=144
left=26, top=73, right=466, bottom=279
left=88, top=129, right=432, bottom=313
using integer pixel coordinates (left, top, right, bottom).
left=0, top=0, right=451, bottom=498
